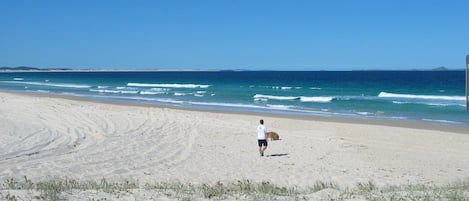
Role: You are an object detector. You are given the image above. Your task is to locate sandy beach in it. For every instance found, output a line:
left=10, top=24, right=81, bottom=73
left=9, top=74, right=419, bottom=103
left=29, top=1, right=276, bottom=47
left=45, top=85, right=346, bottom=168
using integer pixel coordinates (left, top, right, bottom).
left=1, top=91, right=469, bottom=199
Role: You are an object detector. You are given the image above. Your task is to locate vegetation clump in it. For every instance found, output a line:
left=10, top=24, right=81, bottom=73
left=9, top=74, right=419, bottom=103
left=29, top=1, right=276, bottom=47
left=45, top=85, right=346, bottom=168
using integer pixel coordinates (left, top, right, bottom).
left=0, top=176, right=468, bottom=200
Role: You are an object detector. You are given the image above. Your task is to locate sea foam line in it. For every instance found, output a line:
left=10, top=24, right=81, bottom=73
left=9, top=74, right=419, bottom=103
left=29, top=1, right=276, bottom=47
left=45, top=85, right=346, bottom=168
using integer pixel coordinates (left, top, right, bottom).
left=174, top=92, right=192, bottom=96
left=253, top=94, right=334, bottom=103
left=422, top=118, right=462, bottom=124
left=0, top=81, right=91, bottom=88
left=299, top=96, right=334, bottom=103
left=90, top=89, right=139, bottom=94
left=185, top=101, right=321, bottom=115
left=253, top=94, right=298, bottom=100
left=378, top=92, right=465, bottom=101
left=127, top=83, right=210, bottom=88
left=253, top=85, right=302, bottom=90
left=140, top=91, right=166, bottom=95
left=392, top=100, right=465, bottom=107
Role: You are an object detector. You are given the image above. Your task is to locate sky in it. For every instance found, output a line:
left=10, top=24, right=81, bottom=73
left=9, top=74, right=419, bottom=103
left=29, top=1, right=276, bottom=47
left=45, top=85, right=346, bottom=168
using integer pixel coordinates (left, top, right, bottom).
left=1, top=0, right=468, bottom=70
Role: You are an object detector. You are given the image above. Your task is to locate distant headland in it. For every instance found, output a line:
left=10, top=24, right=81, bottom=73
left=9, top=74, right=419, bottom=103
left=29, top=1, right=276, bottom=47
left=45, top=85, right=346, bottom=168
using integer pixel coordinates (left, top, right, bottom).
left=0, top=66, right=71, bottom=71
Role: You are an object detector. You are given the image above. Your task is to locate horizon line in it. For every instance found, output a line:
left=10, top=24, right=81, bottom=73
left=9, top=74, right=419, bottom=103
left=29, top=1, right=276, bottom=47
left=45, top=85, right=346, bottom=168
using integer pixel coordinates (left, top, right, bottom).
left=0, top=66, right=464, bottom=72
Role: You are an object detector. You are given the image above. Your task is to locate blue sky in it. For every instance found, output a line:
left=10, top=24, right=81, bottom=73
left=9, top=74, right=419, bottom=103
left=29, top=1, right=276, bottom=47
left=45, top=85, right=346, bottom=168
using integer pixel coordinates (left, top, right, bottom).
left=1, top=0, right=468, bottom=70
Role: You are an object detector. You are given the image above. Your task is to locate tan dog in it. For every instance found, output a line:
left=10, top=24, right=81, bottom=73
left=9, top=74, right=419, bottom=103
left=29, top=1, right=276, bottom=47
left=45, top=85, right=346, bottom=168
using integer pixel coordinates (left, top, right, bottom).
left=267, top=131, right=280, bottom=141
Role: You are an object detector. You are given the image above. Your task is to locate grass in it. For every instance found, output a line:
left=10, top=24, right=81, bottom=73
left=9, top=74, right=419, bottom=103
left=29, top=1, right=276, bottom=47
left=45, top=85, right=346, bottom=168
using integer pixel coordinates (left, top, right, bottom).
left=0, top=177, right=468, bottom=200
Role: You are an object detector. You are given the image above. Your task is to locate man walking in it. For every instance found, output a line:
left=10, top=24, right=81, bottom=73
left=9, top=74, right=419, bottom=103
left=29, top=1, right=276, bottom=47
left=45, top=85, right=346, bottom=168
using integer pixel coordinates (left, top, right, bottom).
left=257, top=119, right=268, bottom=156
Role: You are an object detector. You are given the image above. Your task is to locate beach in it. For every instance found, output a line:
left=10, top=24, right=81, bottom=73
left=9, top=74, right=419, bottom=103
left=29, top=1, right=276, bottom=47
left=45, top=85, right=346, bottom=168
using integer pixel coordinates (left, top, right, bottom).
left=1, top=91, right=469, bottom=199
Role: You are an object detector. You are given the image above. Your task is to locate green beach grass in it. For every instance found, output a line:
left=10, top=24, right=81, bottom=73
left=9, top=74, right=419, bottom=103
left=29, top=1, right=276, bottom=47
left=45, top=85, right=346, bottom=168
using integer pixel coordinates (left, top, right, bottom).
left=1, top=177, right=468, bottom=200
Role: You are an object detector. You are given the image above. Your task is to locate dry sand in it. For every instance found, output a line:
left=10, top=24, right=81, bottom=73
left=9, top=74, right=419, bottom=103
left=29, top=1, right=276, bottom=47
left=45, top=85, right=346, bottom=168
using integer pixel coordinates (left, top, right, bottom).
left=1, top=91, right=468, bottom=190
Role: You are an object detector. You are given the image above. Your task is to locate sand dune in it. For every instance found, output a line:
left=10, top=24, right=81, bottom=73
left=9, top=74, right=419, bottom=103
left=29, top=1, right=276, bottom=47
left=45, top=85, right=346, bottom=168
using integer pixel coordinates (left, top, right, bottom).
left=1, top=91, right=468, bottom=189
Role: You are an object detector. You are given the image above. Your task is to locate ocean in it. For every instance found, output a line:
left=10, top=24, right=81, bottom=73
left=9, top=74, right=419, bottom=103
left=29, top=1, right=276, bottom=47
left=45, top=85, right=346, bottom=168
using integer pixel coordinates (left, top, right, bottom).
left=0, top=71, right=467, bottom=127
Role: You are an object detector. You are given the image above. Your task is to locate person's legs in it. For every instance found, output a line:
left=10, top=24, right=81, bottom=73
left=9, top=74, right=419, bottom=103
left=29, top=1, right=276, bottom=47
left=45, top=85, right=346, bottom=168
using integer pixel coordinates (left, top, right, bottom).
left=258, top=140, right=263, bottom=156
left=262, top=140, right=268, bottom=156
left=261, top=145, right=267, bottom=156
left=258, top=140, right=268, bottom=156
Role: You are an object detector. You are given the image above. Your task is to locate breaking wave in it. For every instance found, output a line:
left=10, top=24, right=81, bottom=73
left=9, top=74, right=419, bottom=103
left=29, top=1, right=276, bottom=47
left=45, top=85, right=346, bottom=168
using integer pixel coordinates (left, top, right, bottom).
left=378, top=92, right=465, bottom=101
left=253, top=94, right=298, bottom=101
left=253, top=94, right=334, bottom=103
left=127, top=83, right=210, bottom=88
left=299, top=96, right=334, bottom=103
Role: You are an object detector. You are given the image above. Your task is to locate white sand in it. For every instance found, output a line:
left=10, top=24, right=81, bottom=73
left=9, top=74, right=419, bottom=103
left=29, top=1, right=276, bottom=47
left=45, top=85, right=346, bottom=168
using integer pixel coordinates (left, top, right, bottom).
left=1, top=91, right=468, bottom=189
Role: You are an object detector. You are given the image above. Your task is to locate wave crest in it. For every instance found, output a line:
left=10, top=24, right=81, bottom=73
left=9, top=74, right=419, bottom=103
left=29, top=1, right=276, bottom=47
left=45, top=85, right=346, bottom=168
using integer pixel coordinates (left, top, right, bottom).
left=378, top=92, right=465, bottom=101
left=253, top=94, right=334, bottom=103
left=127, top=83, right=210, bottom=88
left=300, top=96, right=334, bottom=103
left=253, top=94, right=298, bottom=100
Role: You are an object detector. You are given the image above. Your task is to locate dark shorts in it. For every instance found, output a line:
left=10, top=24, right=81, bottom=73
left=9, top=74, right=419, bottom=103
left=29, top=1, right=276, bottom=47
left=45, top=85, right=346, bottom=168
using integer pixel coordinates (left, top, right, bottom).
left=258, top=139, right=268, bottom=147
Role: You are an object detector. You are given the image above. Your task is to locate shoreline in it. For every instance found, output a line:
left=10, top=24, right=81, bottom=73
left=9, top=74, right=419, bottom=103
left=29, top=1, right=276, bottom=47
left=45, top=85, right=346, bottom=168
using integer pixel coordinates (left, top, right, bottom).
left=2, top=89, right=469, bottom=134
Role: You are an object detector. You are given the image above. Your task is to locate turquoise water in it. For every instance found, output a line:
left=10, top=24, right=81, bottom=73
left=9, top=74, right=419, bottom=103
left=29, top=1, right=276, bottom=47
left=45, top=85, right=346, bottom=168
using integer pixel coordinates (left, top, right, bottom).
left=0, top=71, right=467, bottom=127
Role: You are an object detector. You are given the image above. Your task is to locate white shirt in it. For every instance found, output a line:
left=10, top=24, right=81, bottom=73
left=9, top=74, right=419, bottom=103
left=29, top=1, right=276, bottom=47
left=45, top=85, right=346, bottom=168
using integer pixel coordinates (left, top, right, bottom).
left=257, top=124, right=267, bottom=140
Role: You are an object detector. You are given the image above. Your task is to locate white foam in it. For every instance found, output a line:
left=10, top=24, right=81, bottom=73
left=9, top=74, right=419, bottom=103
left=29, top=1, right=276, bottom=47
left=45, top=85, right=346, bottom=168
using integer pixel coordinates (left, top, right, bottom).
left=253, top=94, right=298, bottom=100
left=0, top=81, right=92, bottom=88
left=13, top=78, right=24, bottom=81
left=97, top=86, right=109, bottom=89
left=174, top=92, right=191, bottom=96
left=390, top=116, right=408, bottom=120
left=309, top=87, right=322, bottom=90
left=392, top=100, right=465, bottom=107
left=253, top=94, right=334, bottom=102
left=90, top=89, right=121, bottom=94
left=120, top=90, right=139, bottom=94
left=267, top=104, right=292, bottom=110
left=140, top=91, right=166, bottom=95
left=116, top=87, right=137, bottom=90
left=98, top=95, right=184, bottom=104
left=184, top=101, right=322, bottom=114
left=422, top=119, right=461, bottom=124
left=149, top=88, right=170, bottom=92
left=392, top=101, right=408, bottom=104
left=299, top=96, right=334, bottom=103
left=426, top=103, right=466, bottom=107
left=269, top=86, right=298, bottom=90
left=426, top=103, right=453, bottom=106
left=60, top=92, right=82, bottom=96
left=89, top=89, right=139, bottom=94
left=194, top=94, right=204, bottom=97
left=187, top=101, right=267, bottom=109
left=355, top=111, right=372, bottom=116
left=378, top=92, right=465, bottom=101
left=127, top=83, right=210, bottom=88
left=254, top=98, right=268, bottom=102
